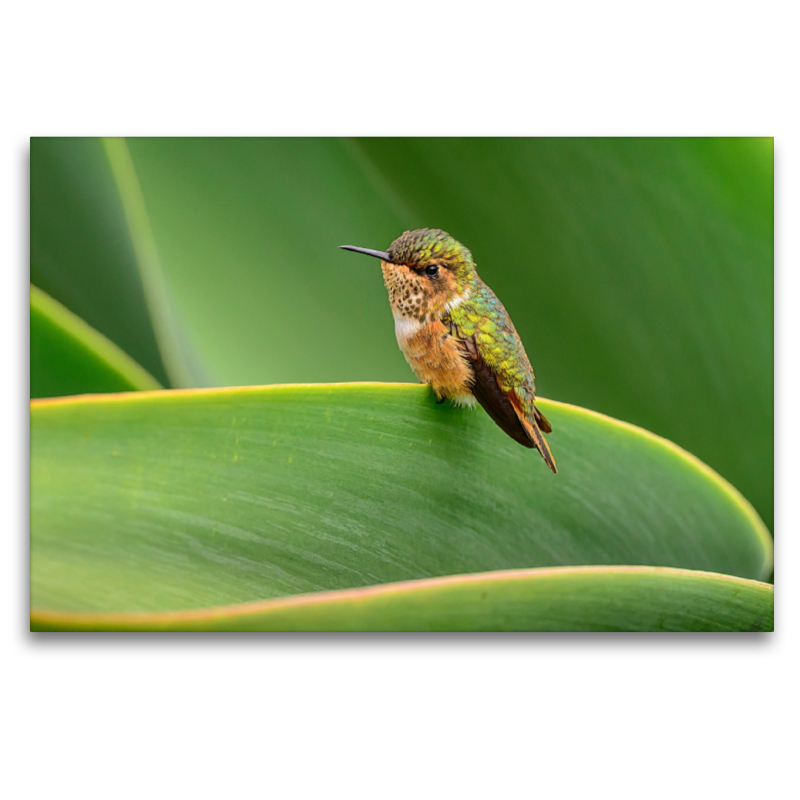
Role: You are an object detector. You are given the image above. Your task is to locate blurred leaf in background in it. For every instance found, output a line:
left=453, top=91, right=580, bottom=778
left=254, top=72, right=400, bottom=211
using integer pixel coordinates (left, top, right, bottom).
left=30, top=138, right=171, bottom=386
left=30, top=285, right=161, bottom=398
left=29, top=137, right=773, bottom=534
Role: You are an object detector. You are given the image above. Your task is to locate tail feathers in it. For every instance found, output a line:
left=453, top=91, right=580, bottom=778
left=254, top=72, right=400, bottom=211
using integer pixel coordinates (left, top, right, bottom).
left=509, top=393, right=558, bottom=474
left=522, top=415, right=558, bottom=474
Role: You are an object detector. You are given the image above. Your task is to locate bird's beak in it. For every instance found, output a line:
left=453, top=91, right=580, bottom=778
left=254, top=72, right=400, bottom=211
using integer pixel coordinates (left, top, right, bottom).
left=339, top=245, right=391, bottom=262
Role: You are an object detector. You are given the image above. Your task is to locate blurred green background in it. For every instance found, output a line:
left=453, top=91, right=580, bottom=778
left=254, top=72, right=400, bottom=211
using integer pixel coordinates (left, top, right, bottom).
left=30, top=137, right=773, bottom=532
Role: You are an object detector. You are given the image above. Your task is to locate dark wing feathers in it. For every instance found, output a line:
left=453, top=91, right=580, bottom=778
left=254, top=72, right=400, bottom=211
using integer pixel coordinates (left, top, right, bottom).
left=459, top=335, right=557, bottom=473
left=458, top=336, right=534, bottom=449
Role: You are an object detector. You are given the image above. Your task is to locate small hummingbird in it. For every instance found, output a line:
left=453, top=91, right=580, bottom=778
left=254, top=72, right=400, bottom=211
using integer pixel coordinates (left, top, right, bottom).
left=340, top=228, right=557, bottom=473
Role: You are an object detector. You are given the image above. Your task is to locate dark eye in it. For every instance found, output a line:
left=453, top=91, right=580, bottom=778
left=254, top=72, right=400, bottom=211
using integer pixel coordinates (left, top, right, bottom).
left=424, top=265, right=440, bottom=277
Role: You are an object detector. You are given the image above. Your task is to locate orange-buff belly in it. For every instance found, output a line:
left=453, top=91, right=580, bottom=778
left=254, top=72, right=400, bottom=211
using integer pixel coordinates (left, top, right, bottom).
left=396, top=318, right=475, bottom=403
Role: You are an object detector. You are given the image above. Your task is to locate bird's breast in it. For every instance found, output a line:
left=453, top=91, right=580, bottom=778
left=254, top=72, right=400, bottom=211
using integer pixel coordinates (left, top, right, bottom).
left=393, top=313, right=475, bottom=406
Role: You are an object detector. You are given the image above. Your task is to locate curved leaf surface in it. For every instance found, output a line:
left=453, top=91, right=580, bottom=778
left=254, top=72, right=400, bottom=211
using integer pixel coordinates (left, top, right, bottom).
left=30, top=567, right=773, bottom=632
left=30, top=285, right=161, bottom=398
left=31, top=384, right=772, bottom=615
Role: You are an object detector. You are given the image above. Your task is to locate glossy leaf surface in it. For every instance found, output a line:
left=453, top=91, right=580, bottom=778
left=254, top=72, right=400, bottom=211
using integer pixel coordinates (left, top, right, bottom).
left=31, top=567, right=774, bottom=632
left=31, top=384, right=771, bottom=615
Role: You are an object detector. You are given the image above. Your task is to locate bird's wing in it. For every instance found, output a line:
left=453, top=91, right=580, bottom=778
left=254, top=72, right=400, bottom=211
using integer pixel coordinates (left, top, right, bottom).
left=458, top=333, right=557, bottom=473
left=458, top=335, right=534, bottom=448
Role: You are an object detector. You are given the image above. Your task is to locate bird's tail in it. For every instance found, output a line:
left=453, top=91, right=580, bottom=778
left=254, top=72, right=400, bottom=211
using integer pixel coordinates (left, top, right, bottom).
left=509, top=393, right=558, bottom=474
left=525, top=416, right=558, bottom=474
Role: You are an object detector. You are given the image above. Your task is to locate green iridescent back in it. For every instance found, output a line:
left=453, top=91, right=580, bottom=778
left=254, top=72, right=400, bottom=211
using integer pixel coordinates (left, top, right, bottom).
left=450, top=280, right=537, bottom=407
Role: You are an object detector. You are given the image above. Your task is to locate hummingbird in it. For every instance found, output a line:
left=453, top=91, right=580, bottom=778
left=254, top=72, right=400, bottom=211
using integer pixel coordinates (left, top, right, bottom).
left=340, top=228, right=557, bottom=473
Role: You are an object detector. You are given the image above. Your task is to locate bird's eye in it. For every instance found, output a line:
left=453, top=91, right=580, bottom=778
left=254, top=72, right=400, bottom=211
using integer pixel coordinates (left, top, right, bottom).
left=424, top=265, right=440, bottom=277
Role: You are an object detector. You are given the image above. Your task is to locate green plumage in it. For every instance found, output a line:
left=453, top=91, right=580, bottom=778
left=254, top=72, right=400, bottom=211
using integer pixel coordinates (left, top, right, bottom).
left=451, top=279, right=538, bottom=413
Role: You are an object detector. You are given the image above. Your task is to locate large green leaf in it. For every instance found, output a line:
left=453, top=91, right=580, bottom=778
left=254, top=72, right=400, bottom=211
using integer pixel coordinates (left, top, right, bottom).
left=31, top=384, right=772, bottom=617
left=30, top=567, right=774, bottom=632
left=30, top=285, right=161, bottom=398
left=121, top=138, right=773, bottom=533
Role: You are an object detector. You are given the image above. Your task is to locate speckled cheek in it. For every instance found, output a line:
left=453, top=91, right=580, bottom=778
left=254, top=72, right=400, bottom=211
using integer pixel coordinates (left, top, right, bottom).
left=383, top=263, right=426, bottom=319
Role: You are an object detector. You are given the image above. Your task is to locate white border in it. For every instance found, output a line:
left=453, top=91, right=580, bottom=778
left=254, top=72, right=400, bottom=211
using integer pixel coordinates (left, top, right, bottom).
left=4, top=2, right=794, bottom=798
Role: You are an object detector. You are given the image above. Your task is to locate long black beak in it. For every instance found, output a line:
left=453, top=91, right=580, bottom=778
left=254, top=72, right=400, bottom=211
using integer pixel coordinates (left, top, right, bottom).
left=339, top=245, right=391, bottom=261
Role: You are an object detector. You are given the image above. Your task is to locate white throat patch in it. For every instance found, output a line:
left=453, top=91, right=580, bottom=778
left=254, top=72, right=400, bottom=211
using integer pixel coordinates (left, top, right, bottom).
left=391, top=288, right=471, bottom=344
left=393, top=313, right=423, bottom=341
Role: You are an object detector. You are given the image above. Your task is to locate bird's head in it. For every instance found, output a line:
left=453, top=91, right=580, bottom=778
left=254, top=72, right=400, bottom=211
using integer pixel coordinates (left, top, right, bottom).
left=340, top=228, right=477, bottom=321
